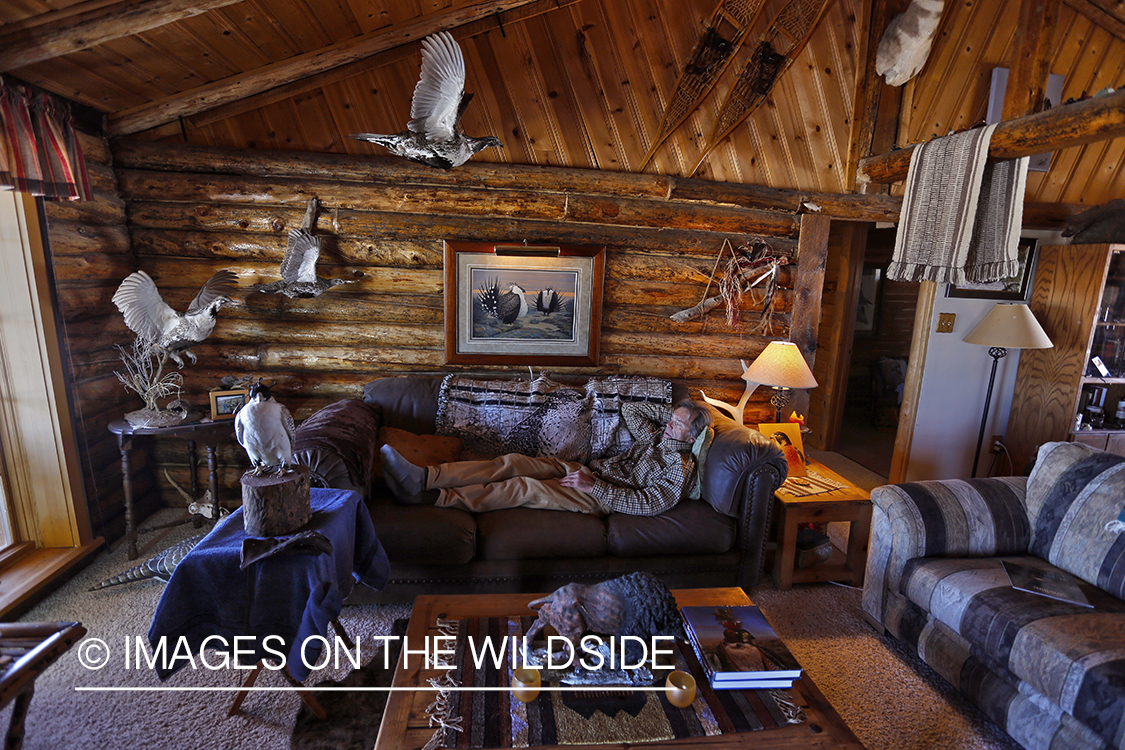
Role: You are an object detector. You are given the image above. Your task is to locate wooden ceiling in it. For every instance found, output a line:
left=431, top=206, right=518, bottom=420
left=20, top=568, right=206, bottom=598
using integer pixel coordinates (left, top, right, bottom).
left=2, top=0, right=1123, bottom=207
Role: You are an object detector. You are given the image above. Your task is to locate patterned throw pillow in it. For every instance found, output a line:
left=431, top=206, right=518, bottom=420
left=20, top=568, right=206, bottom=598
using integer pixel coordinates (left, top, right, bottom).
left=373, top=427, right=463, bottom=478
left=1025, top=441, right=1125, bottom=598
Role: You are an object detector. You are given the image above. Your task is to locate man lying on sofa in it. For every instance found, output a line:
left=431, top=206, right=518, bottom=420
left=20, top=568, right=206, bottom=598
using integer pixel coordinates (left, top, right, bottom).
left=380, top=399, right=711, bottom=516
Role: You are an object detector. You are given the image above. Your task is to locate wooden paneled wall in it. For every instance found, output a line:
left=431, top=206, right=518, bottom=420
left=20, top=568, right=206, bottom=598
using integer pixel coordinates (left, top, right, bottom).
left=98, top=141, right=825, bottom=510
left=43, top=131, right=145, bottom=542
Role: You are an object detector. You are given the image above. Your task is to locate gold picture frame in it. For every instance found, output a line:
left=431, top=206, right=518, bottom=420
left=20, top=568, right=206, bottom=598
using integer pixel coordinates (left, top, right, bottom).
left=209, top=389, right=248, bottom=421
left=443, top=241, right=605, bottom=366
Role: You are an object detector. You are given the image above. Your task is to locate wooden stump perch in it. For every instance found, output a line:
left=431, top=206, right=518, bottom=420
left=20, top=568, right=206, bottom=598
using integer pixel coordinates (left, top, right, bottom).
left=241, top=465, right=311, bottom=537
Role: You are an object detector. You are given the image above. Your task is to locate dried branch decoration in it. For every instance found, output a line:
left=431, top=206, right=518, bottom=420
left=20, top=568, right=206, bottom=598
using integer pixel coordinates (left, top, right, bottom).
left=114, top=336, right=182, bottom=412
left=671, top=238, right=788, bottom=334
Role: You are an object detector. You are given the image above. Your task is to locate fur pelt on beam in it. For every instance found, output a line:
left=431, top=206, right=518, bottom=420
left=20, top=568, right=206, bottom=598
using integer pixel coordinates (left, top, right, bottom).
left=876, top=0, right=945, bottom=87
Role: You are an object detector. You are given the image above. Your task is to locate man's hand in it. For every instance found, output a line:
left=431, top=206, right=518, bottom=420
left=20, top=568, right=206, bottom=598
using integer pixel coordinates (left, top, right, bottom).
left=559, top=467, right=596, bottom=493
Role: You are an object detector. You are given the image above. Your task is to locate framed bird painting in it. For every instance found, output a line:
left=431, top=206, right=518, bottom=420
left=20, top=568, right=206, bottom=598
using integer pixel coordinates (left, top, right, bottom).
left=444, top=241, right=605, bottom=366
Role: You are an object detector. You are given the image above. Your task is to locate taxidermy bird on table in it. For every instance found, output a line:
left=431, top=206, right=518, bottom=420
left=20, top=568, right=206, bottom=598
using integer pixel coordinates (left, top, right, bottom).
left=477, top=279, right=528, bottom=324
left=112, top=269, right=238, bottom=368
left=235, top=381, right=296, bottom=476
left=349, top=31, right=502, bottom=169
left=249, top=198, right=362, bottom=298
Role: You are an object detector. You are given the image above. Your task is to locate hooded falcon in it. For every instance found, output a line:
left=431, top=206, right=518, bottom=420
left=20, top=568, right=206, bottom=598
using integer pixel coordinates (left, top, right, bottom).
left=234, top=381, right=296, bottom=476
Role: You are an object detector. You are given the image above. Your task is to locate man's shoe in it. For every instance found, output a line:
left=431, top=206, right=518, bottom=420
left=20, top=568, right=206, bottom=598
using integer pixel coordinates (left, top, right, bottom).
left=381, top=445, right=427, bottom=499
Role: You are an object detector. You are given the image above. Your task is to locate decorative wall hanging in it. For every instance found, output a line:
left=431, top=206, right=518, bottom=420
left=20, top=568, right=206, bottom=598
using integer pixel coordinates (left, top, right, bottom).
left=670, top=238, right=790, bottom=335
left=690, top=0, right=833, bottom=176
left=637, top=0, right=767, bottom=170
left=444, top=241, right=605, bottom=366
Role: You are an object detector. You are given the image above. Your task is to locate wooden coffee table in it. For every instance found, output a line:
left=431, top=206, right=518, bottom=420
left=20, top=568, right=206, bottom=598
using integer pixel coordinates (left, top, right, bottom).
left=375, top=587, right=864, bottom=749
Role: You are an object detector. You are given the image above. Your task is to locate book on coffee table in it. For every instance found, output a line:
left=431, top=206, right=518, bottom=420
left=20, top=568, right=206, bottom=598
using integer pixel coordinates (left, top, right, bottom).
left=1002, top=560, right=1093, bottom=608
left=681, top=605, right=802, bottom=689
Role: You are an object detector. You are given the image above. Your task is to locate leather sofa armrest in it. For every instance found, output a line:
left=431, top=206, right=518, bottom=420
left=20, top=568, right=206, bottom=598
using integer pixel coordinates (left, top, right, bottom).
left=861, top=476, right=1030, bottom=626
left=698, top=410, right=788, bottom=589
left=291, top=400, right=382, bottom=498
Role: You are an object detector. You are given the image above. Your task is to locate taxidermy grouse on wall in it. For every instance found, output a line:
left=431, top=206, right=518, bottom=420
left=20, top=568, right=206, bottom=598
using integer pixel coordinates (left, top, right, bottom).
left=250, top=198, right=361, bottom=298
left=235, top=381, right=296, bottom=476
left=112, top=269, right=238, bottom=368
left=349, top=31, right=502, bottom=169
left=477, top=280, right=528, bottom=324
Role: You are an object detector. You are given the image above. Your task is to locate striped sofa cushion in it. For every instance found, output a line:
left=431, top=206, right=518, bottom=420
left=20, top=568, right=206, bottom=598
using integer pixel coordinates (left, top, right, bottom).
left=898, top=555, right=1125, bottom=749
left=1026, top=442, right=1125, bottom=600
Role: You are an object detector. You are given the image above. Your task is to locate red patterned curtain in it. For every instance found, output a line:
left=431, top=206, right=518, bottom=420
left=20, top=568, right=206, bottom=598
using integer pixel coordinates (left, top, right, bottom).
left=0, top=77, right=92, bottom=201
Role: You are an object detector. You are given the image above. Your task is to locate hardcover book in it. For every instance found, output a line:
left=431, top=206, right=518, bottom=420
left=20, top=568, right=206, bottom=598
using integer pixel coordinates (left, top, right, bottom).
left=1002, top=560, right=1093, bottom=608
left=680, top=605, right=802, bottom=688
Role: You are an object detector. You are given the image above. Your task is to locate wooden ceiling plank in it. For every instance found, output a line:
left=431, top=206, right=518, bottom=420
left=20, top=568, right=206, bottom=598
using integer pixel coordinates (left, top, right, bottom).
left=463, top=32, right=533, bottom=165
left=162, top=0, right=579, bottom=132
left=860, top=88, right=1125, bottom=183
left=528, top=12, right=599, bottom=169
left=0, top=0, right=245, bottom=72
left=1063, top=0, right=1125, bottom=41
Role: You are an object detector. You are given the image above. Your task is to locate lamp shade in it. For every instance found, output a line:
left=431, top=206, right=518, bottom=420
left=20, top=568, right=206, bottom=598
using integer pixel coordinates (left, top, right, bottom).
left=743, top=341, right=818, bottom=388
left=963, top=303, right=1053, bottom=349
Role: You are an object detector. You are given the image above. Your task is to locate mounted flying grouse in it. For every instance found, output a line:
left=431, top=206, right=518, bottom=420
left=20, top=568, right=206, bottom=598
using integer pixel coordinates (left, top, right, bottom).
left=112, top=269, right=237, bottom=368
left=249, top=198, right=361, bottom=298
left=477, top=280, right=527, bottom=324
left=349, top=31, right=502, bottom=169
left=234, top=381, right=296, bottom=476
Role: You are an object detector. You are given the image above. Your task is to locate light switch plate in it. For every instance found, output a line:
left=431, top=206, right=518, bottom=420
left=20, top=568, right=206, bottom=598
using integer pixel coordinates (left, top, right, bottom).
left=936, top=313, right=956, bottom=333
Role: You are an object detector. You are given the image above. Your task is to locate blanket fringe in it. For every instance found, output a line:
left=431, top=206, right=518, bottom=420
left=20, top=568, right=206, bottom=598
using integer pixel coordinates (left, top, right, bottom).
left=768, top=688, right=806, bottom=725
left=422, top=619, right=462, bottom=750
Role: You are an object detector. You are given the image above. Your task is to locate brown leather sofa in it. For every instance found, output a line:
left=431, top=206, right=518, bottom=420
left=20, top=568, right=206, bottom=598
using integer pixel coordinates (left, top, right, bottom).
left=293, top=376, right=787, bottom=602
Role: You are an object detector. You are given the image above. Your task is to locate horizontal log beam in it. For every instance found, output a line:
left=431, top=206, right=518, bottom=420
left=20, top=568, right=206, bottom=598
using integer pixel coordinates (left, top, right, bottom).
left=859, top=89, right=1125, bottom=184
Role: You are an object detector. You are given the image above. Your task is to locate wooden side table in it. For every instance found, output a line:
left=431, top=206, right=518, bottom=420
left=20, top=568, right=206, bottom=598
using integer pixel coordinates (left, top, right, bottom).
left=108, top=417, right=234, bottom=560
left=771, top=460, right=873, bottom=591
left=0, top=622, right=86, bottom=750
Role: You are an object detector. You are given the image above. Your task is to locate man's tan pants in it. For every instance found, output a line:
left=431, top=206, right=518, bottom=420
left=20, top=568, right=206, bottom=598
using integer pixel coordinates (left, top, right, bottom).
left=427, top=453, right=603, bottom=514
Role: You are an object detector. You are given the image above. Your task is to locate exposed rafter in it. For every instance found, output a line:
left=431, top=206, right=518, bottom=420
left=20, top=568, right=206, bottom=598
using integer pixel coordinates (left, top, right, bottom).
left=1063, top=0, right=1125, bottom=41
left=0, top=0, right=244, bottom=72
left=858, top=88, right=1125, bottom=184
left=105, top=0, right=565, bottom=137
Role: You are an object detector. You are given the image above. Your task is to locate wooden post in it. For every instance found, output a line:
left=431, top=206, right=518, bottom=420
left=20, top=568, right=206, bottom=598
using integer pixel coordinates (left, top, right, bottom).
left=241, top=465, right=311, bottom=537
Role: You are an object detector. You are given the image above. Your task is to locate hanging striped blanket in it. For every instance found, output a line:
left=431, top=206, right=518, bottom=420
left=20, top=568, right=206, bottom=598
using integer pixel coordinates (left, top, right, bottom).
left=888, top=123, right=1029, bottom=285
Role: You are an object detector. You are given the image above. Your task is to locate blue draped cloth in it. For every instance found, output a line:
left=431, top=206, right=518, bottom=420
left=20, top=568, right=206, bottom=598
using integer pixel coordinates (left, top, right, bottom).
left=148, top=488, right=389, bottom=682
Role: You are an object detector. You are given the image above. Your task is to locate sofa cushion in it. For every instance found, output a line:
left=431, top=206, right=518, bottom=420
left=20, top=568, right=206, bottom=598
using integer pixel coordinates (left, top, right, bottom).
left=373, top=427, right=463, bottom=478
left=367, top=502, right=476, bottom=565
left=475, top=508, right=607, bottom=560
left=1026, top=441, right=1125, bottom=598
left=898, top=555, right=1125, bottom=748
left=606, top=499, right=737, bottom=556
left=363, top=377, right=442, bottom=434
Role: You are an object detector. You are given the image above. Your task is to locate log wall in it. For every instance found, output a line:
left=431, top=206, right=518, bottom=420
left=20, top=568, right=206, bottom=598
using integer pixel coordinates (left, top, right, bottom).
left=93, top=141, right=827, bottom=512
left=43, top=131, right=148, bottom=543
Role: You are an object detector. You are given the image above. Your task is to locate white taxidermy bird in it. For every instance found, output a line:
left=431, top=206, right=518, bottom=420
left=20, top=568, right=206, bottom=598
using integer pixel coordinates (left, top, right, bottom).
left=349, top=31, right=502, bottom=169
left=249, top=197, right=362, bottom=298
left=876, top=0, right=945, bottom=87
left=112, top=269, right=238, bottom=368
left=234, top=381, right=296, bottom=476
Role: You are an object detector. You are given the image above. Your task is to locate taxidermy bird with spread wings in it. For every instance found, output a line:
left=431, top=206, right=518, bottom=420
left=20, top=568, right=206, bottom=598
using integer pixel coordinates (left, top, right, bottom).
left=112, top=269, right=238, bottom=368
left=235, top=380, right=296, bottom=476
left=249, top=198, right=362, bottom=298
left=350, top=31, right=502, bottom=169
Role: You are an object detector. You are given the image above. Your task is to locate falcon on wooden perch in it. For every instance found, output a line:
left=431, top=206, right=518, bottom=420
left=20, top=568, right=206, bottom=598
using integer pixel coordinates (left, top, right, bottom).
left=235, top=381, right=296, bottom=477
left=112, top=268, right=238, bottom=368
left=249, top=198, right=362, bottom=298
left=350, top=31, right=502, bottom=169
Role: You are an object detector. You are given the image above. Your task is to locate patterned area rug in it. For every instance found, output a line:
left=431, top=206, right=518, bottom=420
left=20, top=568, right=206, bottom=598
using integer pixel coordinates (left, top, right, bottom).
left=434, top=617, right=802, bottom=748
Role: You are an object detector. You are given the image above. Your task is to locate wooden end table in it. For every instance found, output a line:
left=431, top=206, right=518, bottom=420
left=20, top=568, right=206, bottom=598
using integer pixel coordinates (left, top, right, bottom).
left=0, top=621, right=86, bottom=750
left=376, top=587, right=864, bottom=750
left=771, top=460, right=873, bottom=591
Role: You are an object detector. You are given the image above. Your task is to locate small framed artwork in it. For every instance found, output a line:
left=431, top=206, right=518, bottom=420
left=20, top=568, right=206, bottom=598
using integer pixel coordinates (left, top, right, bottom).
left=855, top=265, right=883, bottom=335
left=946, top=237, right=1039, bottom=301
left=444, top=241, right=606, bottom=366
left=210, top=389, right=248, bottom=421
left=759, top=422, right=807, bottom=477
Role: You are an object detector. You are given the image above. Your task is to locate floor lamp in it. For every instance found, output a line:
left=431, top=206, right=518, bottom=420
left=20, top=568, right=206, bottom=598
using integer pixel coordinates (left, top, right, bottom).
left=963, top=302, right=1053, bottom=477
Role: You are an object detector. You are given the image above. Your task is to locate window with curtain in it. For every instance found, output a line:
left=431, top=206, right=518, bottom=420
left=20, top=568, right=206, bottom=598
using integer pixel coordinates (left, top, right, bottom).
left=0, top=77, right=91, bottom=202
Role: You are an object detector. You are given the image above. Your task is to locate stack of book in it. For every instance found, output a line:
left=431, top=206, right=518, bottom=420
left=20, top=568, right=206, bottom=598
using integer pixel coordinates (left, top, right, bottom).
left=680, top=605, right=803, bottom=690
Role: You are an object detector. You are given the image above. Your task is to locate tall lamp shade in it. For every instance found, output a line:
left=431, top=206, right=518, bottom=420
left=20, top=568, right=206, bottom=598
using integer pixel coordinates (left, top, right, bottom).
left=964, top=303, right=1053, bottom=477
left=743, top=341, right=819, bottom=422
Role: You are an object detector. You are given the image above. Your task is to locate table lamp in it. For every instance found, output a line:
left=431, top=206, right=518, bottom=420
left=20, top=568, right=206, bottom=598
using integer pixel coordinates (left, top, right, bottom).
left=743, top=341, right=819, bottom=422
left=963, top=302, right=1053, bottom=477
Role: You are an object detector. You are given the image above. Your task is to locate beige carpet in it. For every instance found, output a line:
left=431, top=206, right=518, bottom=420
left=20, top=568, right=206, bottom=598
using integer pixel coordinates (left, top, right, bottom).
left=2, top=491, right=1023, bottom=750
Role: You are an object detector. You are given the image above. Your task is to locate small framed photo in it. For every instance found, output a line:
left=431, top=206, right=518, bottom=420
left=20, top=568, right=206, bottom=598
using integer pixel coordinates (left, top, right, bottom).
left=210, top=389, right=247, bottom=421
left=946, top=237, right=1039, bottom=301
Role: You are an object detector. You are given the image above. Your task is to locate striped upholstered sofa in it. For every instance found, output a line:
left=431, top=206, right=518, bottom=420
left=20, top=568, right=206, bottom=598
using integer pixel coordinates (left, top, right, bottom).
left=861, top=441, right=1125, bottom=750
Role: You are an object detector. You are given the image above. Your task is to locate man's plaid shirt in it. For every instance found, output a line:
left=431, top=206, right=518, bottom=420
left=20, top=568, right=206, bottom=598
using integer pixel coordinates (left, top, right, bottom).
left=587, top=401, right=695, bottom=516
